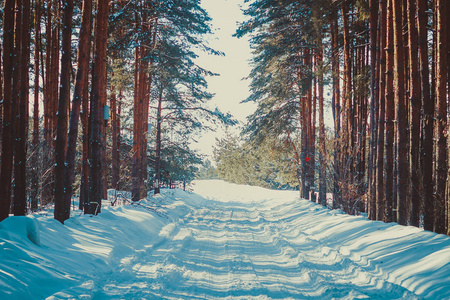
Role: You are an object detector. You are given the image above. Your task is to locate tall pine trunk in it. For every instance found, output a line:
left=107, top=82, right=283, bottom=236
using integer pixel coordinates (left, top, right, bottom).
left=30, top=0, right=41, bottom=212
left=154, top=88, right=163, bottom=195
left=368, top=0, right=378, bottom=220
left=41, top=0, right=60, bottom=207
left=392, top=0, right=408, bottom=225
left=330, top=11, right=341, bottom=210
left=111, top=89, right=120, bottom=191
left=13, top=0, right=31, bottom=216
left=435, top=0, right=448, bottom=234
left=447, top=0, right=450, bottom=236
left=342, top=2, right=352, bottom=213
left=407, top=0, right=421, bottom=227
left=376, top=0, right=387, bottom=221
left=132, top=45, right=142, bottom=201
left=0, top=0, right=16, bottom=221
left=317, top=41, right=327, bottom=206
left=384, top=0, right=395, bottom=223
left=63, top=0, right=92, bottom=213
left=87, top=0, right=109, bottom=215
left=417, top=0, right=433, bottom=231
left=54, top=0, right=74, bottom=223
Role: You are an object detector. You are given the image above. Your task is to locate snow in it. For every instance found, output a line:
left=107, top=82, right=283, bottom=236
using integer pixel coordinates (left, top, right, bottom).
left=1, top=180, right=450, bottom=299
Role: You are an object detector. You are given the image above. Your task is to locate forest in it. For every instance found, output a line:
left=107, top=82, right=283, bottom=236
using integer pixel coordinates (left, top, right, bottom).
left=0, top=0, right=449, bottom=238
left=215, top=0, right=450, bottom=236
left=0, top=0, right=235, bottom=223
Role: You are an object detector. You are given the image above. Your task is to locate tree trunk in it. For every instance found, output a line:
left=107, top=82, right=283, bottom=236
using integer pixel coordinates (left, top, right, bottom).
left=0, top=0, right=16, bottom=221
left=63, top=0, right=92, bottom=214
left=317, top=40, right=327, bottom=206
left=447, top=0, right=450, bottom=236
left=79, top=39, right=91, bottom=211
left=384, top=0, right=395, bottom=223
left=417, top=0, right=433, bottom=231
left=132, top=44, right=142, bottom=201
left=330, top=11, right=341, bottom=210
left=111, top=89, right=119, bottom=191
left=13, top=0, right=31, bottom=216
left=407, top=0, right=421, bottom=227
left=342, top=2, right=352, bottom=213
left=376, top=0, right=387, bottom=221
left=304, top=49, right=314, bottom=200
left=41, top=0, right=60, bottom=207
left=435, top=0, right=448, bottom=234
left=30, top=0, right=41, bottom=213
left=87, top=0, right=109, bottom=215
left=0, top=43, right=2, bottom=148
left=54, top=0, right=74, bottom=223
left=393, top=0, right=408, bottom=225
left=368, top=0, right=378, bottom=220
left=154, top=88, right=163, bottom=195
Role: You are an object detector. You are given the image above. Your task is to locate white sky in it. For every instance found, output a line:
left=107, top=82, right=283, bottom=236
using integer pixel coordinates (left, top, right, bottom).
left=192, top=0, right=335, bottom=160
left=193, top=0, right=255, bottom=159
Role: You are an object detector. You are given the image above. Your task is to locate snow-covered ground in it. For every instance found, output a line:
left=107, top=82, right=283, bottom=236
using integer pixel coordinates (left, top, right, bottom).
left=1, top=180, right=450, bottom=299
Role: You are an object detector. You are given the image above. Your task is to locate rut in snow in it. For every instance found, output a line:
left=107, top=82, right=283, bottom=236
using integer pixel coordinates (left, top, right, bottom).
left=58, top=188, right=419, bottom=299
left=4, top=180, right=450, bottom=299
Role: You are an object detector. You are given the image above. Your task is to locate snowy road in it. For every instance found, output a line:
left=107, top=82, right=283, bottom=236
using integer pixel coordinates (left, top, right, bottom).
left=2, top=180, right=450, bottom=299
left=100, top=201, right=417, bottom=299
left=59, top=182, right=423, bottom=299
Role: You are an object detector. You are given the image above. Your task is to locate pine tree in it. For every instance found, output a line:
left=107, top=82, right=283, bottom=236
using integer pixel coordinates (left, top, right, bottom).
left=86, top=0, right=109, bottom=215
left=435, top=0, right=448, bottom=234
left=407, top=0, right=421, bottom=227
left=376, top=0, right=387, bottom=221
left=392, top=0, right=408, bottom=225
left=30, top=0, right=42, bottom=213
left=54, top=0, right=74, bottom=223
left=0, top=0, right=17, bottom=221
left=13, top=0, right=31, bottom=216
left=63, top=0, right=93, bottom=213
left=418, top=0, right=433, bottom=231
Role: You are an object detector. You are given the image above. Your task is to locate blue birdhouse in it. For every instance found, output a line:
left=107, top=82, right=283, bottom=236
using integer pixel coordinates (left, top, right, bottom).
left=103, top=105, right=110, bottom=120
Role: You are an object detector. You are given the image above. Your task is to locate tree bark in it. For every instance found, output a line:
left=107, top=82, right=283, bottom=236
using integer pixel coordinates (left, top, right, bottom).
left=54, top=0, right=74, bottom=223
left=447, top=0, right=450, bottom=236
left=407, top=0, right=421, bottom=227
left=41, top=0, right=60, bottom=207
left=13, top=0, right=31, bottom=216
left=87, top=0, right=109, bottom=215
left=342, top=2, right=352, bottom=213
left=30, top=0, right=41, bottom=213
left=368, top=0, right=378, bottom=220
left=63, top=0, right=92, bottom=214
left=317, top=41, right=327, bottom=206
left=435, top=0, right=448, bottom=234
left=376, top=0, right=387, bottom=221
left=154, top=88, right=163, bottom=195
left=132, top=43, right=142, bottom=201
left=392, top=0, right=408, bottom=225
left=0, top=0, right=16, bottom=221
left=417, top=0, right=433, bottom=231
left=384, top=0, right=395, bottom=223
left=330, top=10, right=341, bottom=210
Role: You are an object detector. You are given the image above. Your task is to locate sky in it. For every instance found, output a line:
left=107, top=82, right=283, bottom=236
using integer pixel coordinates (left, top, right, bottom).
left=192, top=0, right=336, bottom=160
left=192, top=0, right=255, bottom=159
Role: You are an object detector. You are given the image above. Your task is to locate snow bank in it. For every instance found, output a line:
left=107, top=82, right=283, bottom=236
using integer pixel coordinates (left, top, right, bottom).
left=0, top=192, right=178, bottom=299
left=0, top=216, right=41, bottom=246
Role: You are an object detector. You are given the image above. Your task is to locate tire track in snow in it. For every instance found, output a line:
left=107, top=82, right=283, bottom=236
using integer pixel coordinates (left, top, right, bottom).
left=50, top=193, right=421, bottom=299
